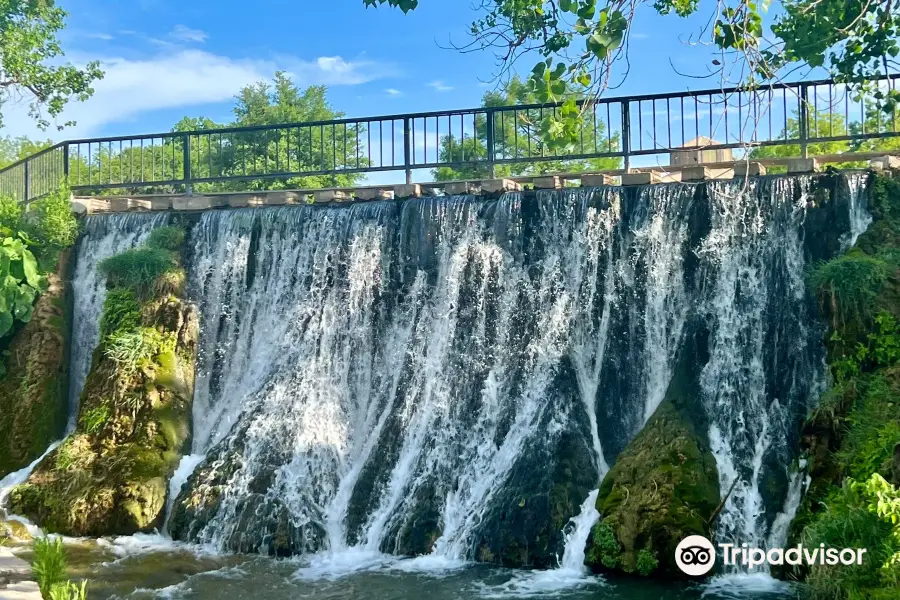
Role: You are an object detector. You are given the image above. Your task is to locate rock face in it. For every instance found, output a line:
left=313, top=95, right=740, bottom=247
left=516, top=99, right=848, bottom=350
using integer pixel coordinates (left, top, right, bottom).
left=9, top=228, right=198, bottom=536
left=584, top=399, right=719, bottom=577
left=0, top=253, right=71, bottom=479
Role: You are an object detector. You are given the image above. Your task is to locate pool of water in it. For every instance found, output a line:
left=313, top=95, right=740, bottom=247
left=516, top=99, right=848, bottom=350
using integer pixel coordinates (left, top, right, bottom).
left=10, top=536, right=798, bottom=600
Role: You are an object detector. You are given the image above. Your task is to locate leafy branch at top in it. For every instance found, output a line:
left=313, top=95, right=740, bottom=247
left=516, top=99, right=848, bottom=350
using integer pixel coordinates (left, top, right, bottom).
left=1, top=0, right=104, bottom=130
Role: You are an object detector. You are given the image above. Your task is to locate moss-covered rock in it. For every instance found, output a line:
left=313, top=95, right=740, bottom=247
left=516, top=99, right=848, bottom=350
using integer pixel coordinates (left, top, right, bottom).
left=0, top=252, right=71, bottom=479
left=0, top=519, right=32, bottom=542
left=8, top=229, right=198, bottom=537
left=584, top=400, right=719, bottom=578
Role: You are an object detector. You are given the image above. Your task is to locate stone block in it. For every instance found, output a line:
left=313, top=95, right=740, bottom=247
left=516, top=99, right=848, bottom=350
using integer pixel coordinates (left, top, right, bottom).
left=70, top=197, right=90, bottom=215
left=355, top=188, right=394, bottom=201
left=787, top=158, right=819, bottom=173
left=733, top=162, right=767, bottom=177
left=173, top=196, right=214, bottom=211
left=149, top=198, right=172, bottom=211
left=681, top=166, right=734, bottom=181
left=262, top=191, right=295, bottom=205
left=314, top=190, right=349, bottom=203
left=481, top=179, right=521, bottom=193
left=870, top=155, right=900, bottom=170
left=533, top=175, right=562, bottom=190
left=394, top=184, right=422, bottom=198
left=444, top=182, right=481, bottom=195
left=621, top=172, right=661, bottom=186
left=581, top=174, right=616, bottom=187
left=225, top=195, right=263, bottom=208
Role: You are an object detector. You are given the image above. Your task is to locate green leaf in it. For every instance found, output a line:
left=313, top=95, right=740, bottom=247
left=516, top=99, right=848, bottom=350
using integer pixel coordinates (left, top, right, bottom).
left=21, top=248, right=41, bottom=289
left=0, top=310, right=12, bottom=338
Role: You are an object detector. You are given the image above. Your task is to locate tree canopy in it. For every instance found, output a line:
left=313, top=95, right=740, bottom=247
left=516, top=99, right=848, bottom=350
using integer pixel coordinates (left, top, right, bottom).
left=0, top=0, right=103, bottom=130
left=365, top=1, right=900, bottom=147
left=434, top=77, right=620, bottom=181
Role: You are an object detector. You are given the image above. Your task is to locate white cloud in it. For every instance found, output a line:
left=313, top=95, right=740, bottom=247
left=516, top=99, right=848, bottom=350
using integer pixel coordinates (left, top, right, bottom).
left=170, top=25, right=208, bottom=44
left=631, top=32, right=649, bottom=40
left=0, top=50, right=396, bottom=140
left=385, top=88, right=403, bottom=96
left=85, top=32, right=114, bottom=41
left=282, top=56, right=397, bottom=86
left=428, top=80, right=454, bottom=92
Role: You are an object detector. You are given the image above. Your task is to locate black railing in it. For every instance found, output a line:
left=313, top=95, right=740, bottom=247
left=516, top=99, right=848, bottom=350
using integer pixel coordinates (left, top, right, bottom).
left=2, top=75, right=899, bottom=202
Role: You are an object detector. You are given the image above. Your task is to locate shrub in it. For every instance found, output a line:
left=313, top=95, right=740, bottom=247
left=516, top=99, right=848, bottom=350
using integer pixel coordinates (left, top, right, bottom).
left=99, top=288, right=142, bottom=339
left=586, top=522, right=621, bottom=569
left=32, top=536, right=67, bottom=597
left=99, top=247, right=176, bottom=293
left=808, top=250, right=892, bottom=331
left=0, top=236, right=42, bottom=341
left=0, top=195, right=22, bottom=232
left=636, top=549, right=659, bottom=576
left=80, top=406, right=110, bottom=434
left=23, top=181, right=79, bottom=259
left=146, top=226, right=185, bottom=251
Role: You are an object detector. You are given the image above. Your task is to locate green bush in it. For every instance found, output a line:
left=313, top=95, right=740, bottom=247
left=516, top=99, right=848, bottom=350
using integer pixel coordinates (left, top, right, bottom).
left=99, top=288, right=142, bottom=339
left=587, top=522, right=621, bottom=569
left=99, top=247, right=176, bottom=293
left=0, top=195, right=22, bottom=232
left=27, top=181, right=79, bottom=252
left=146, top=226, right=185, bottom=251
left=635, top=549, right=659, bottom=576
left=79, top=406, right=110, bottom=434
left=32, top=536, right=67, bottom=597
left=0, top=236, right=43, bottom=342
left=808, top=250, right=892, bottom=330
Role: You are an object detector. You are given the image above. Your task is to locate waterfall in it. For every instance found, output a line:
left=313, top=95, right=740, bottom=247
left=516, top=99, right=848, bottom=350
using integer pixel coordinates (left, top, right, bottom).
left=58, top=174, right=863, bottom=568
left=68, top=212, right=168, bottom=429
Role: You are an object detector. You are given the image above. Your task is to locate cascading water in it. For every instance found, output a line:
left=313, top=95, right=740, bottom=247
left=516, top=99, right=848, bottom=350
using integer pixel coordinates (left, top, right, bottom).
left=68, top=212, right=168, bottom=427
left=54, top=174, right=865, bottom=575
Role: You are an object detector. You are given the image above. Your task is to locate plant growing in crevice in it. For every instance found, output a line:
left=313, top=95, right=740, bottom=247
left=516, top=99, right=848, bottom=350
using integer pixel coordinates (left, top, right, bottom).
left=587, top=522, right=621, bottom=569
left=636, top=549, right=659, bottom=576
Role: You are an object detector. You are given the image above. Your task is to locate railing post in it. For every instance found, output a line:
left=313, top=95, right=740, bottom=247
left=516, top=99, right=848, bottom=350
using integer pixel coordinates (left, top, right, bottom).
left=621, top=101, right=631, bottom=172
left=182, top=133, right=193, bottom=195
left=799, top=83, right=809, bottom=159
left=23, top=158, right=30, bottom=203
left=62, top=144, right=70, bottom=181
left=403, top=117, right=412, bottom=184
left=485, top=109, right=496, bottom=178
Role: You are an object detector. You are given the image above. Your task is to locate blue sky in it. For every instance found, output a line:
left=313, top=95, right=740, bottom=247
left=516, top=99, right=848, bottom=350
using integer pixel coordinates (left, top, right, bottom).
left=4, top=1, right=787, bottom=139
left=4, top=1, right=815, bottom=181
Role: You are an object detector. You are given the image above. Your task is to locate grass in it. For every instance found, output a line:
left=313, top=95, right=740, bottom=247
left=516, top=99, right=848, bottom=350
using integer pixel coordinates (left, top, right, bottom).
left=146, top=226, right=185, bottom=251
left=99, top=247, right=177, bottom=294
left=104, top=327, right=175, bottom=376
left=32, top=536, right=67, bottom=597
left=99, top=288, right=142, bottom=340
left=32, top=536, right=88, bottom=600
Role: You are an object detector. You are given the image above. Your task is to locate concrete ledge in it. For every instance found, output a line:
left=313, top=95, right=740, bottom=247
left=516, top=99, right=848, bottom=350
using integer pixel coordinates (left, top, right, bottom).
left=481, top=179, right=521, bottom=193
left=581, top=174, right=616, bottom=187
left=172, top=196, right=226, bottom=211
left=445, top=181, right=481, bottom=195
left=355, top=188, right=394, bottom=201
left=394, top=184, right=422, bottom=198
left=733, top=162, right=767, bottom=177
left=682, top=166, right=735, bottom=181
left=533, top=176, right=562, bottom=190
left=314, top=190, right=349, bottom=203
left=622, top=172, right=661, bottom=185
left=870, top=155, right=900, bottom=170
left=787, top=158, right=819, bottom=173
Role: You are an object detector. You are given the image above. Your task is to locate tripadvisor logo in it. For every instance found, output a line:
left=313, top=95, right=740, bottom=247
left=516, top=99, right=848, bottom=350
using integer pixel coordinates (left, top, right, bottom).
left=675, top=535, right=868, bottom=576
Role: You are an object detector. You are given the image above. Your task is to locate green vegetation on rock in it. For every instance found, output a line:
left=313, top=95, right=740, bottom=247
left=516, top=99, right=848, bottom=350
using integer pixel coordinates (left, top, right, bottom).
left=9, top=225, right=199, bottom=537
left=791, top=173, right=900, bottom=599
left=584, top=400, right=719, bottom=578
left=0, top=182, right=78, bottom=478
left=32, top=536, right=88, bottom=600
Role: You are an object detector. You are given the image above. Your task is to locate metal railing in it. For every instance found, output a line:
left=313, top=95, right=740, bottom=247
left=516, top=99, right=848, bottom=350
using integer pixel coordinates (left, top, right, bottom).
left=2, top=75, right=899, bottom=202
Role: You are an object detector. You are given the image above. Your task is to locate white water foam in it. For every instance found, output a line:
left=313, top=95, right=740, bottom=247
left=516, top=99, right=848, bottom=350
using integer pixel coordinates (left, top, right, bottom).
left=163, top=454, right=206, bottom=534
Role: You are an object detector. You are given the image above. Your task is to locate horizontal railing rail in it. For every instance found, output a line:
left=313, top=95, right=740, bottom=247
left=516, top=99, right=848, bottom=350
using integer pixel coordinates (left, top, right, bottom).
left=2, top=75, right=899, bottom=202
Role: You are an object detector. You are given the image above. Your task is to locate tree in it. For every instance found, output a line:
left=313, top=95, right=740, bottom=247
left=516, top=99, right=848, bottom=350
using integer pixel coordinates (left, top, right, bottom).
left=365, top=1, right=900, bottom=148
left=1, top=1, right=103, bottom=130
left=0, top=136, right=53, bottom=169
left=434, top=77, right=620, bottom=180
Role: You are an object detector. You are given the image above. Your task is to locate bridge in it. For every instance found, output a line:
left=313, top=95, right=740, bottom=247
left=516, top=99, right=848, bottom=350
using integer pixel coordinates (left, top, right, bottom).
left=2, top=76, right=900, bottom=209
